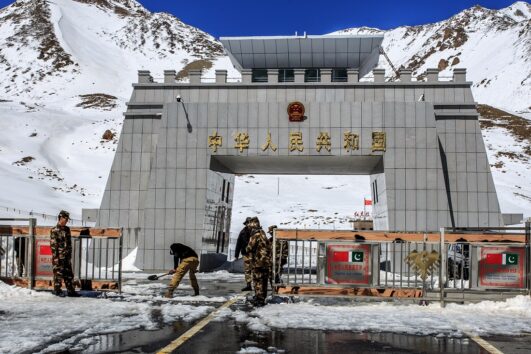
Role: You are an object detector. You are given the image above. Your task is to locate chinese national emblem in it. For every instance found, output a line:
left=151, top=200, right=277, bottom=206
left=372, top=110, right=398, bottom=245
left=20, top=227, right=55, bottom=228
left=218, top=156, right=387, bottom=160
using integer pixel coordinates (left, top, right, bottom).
left=287, top=101, right=305, bottom=122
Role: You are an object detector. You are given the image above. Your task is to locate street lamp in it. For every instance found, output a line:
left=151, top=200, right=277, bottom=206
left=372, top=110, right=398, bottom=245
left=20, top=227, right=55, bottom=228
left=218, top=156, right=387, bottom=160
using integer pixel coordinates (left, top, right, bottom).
left=176, top=95, right=192, bottom=133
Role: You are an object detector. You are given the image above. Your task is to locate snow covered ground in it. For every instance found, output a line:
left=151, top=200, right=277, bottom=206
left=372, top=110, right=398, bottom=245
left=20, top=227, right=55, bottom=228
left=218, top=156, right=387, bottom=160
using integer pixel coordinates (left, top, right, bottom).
left=2, top=271, right=531, bottom=353
left=218, top=296, right=531, bottom=337
left=0, top=279, right=213, bottom=353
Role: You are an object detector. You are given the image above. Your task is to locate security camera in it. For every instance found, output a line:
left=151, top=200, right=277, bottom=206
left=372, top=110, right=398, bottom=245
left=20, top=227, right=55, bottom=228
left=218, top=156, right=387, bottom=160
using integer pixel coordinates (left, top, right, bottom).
left=176, top=95, right=181, bottom=102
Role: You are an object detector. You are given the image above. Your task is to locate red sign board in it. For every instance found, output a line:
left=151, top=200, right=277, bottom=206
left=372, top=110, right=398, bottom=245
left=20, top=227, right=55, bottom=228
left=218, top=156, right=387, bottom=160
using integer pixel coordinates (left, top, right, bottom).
left=35, top=239, right=53, bottom=277
left=479, top=246, right=525, bottom=288
left=326, top=243, right=371, bottom=285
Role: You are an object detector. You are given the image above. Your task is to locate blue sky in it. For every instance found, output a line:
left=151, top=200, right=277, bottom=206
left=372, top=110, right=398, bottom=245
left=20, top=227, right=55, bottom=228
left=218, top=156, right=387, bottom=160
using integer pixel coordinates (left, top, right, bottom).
left=0, top=0, right=520, bottom=37
left=137, top=0, right=518, bottom=37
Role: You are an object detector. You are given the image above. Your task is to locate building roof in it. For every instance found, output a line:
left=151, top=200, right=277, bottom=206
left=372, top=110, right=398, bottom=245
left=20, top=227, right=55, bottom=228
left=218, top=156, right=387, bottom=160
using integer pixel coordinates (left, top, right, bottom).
left=219, top=34, right=384, bottom=77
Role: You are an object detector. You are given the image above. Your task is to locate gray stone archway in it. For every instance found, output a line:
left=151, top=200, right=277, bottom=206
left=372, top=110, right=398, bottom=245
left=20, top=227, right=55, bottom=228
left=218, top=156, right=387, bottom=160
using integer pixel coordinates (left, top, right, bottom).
left=92, top=35, right=503, bottom=270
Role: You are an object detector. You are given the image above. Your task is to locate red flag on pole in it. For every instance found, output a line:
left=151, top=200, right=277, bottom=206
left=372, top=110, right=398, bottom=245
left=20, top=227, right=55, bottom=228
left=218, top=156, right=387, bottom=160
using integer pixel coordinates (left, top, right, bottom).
left=364, top=198, right=372, bottom=206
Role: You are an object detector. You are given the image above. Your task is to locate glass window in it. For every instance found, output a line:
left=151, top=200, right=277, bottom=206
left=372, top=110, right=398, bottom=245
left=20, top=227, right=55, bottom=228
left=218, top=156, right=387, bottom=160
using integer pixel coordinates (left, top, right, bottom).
left=279, top=69, right=294, bottom=82
left=251, top=69, right=268, bottom=83
left=305, top=69, right=320, bottom=82
left=332, top=69, right=348, bottom=82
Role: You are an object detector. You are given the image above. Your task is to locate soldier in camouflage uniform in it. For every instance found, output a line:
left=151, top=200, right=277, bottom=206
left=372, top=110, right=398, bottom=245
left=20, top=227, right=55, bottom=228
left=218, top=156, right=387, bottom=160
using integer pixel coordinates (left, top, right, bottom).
left=245, top=217, right=271, bottom=306
left=267, top=225, right=289, bottom=284
left=235, top=217, right=253, bottom=291
left=50, top=210, right=79, bottom=297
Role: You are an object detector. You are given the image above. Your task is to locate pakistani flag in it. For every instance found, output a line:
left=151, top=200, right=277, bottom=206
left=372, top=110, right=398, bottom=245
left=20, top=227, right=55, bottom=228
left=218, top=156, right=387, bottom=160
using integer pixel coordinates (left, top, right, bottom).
left=485, top=253, right=518, bottom=265
left=332, top=251, right=364, bottom=262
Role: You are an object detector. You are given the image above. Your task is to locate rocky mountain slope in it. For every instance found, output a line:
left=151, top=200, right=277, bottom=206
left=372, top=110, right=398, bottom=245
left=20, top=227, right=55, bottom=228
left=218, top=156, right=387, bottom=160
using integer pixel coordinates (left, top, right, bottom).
left=335, top=1, right=531, bottom=114
left=0, top=0, right=529, bottom=228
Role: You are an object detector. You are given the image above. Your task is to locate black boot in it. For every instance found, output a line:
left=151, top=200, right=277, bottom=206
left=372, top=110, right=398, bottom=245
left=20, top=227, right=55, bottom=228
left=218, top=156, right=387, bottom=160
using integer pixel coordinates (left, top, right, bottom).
left=241, top=283, right=252, bottom=291
left=52, top=289, right=65, bottom=297
left=67, top=291, right=81, bottom=297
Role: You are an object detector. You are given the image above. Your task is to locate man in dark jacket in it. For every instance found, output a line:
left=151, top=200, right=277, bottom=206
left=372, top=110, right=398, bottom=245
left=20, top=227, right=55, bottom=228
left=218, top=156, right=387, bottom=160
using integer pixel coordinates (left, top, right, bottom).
left=165, top=243, right=200, bottom=298
left=246, top=217, right=271, bottom=306
left=50, top=210, right=79, bottom=297
left=235, top=217, right=252, bottom=291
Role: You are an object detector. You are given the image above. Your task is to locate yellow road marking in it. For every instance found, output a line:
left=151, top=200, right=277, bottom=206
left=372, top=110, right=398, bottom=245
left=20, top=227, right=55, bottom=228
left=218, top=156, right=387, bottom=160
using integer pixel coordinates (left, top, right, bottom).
left=466, top=333, right=504, bottom=354
left=156, top=293, right=246, bottom=354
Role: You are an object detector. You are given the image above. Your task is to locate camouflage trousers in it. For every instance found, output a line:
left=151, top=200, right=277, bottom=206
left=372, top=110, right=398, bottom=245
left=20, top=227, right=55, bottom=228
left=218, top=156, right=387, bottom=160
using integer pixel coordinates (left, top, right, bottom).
left=243, top=255, right=253, bottom=284
left=53, top=261, right=75, bottom=293
left=168, top=257, right=199, bottom=294
left=252, top=267, right=270, bottom=302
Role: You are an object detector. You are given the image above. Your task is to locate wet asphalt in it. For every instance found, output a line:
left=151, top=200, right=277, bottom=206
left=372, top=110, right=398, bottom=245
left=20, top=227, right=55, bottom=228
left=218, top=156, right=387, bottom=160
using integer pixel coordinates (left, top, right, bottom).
left=66, top=277, right=531, bottom=354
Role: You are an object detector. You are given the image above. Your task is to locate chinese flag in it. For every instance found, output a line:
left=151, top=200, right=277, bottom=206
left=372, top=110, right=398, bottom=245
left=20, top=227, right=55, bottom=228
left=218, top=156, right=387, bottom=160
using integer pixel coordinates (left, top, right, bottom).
left=364, top=199, right=372, bottom=206
left=332, top=251, right=349, bottom=262
left=485, top=253, right=502, bottom=265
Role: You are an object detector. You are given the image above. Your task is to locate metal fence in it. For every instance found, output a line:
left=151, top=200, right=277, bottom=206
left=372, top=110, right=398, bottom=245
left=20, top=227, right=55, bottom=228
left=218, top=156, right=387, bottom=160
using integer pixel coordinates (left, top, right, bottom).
left=0, top=218, right=122, bottom=291
left=272, top=224, right=530, bottom=303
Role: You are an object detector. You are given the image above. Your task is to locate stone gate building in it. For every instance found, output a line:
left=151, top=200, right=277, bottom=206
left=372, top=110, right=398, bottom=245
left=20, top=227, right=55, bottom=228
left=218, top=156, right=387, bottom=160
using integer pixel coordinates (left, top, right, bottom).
left=90, top=34, right=503, bottom=270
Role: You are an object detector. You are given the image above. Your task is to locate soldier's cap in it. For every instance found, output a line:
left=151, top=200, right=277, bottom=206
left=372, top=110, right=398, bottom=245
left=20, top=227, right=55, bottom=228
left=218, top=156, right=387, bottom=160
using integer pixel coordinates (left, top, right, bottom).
left=249, top=216, right=260, bottom=224
left=58, top=210, right=70, bottom=219
left=243, top=217, right=252, bottom=225
left=268, top=225, right=278, bottom=234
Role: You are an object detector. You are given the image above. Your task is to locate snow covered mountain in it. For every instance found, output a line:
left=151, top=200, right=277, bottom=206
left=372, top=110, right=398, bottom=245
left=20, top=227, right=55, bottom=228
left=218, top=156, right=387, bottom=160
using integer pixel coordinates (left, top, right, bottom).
left=0, top=0, right=529, bottom=230
left=0, top=0, right=236, bottom=222
left=334, top=2, right=531, bottom=114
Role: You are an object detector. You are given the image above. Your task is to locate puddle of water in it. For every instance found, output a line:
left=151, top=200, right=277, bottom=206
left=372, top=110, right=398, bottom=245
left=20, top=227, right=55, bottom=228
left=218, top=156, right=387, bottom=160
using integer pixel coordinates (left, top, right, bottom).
left=171, top=321, right=483, bottom=354
left=78, top=322, right=189, bottom=354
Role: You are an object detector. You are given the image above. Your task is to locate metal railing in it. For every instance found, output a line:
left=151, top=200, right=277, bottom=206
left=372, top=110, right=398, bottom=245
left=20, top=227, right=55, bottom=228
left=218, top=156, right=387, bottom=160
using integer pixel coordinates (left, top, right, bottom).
left=272, top=224, right=530, bottom=304
left=282, top=239, right=319, bottom=285
left=0, top=218, right=122, bottom=291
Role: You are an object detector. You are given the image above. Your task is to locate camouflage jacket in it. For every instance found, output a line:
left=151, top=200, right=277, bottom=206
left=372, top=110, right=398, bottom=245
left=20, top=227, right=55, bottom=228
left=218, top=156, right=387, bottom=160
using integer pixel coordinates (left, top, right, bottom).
left=246, top=228, right=271, bottom=269
left=270, top=238, right=289, bottom=265
left=50, top=225, right=72, bottom=265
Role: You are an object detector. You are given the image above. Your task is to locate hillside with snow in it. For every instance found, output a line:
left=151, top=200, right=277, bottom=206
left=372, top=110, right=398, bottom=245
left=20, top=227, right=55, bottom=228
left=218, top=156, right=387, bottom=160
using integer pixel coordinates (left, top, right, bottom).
left=334, top=2, right=531, bottom=114
left=0, top=0, right=529, bottom=231
left=0, top=0, right=237, bottom=222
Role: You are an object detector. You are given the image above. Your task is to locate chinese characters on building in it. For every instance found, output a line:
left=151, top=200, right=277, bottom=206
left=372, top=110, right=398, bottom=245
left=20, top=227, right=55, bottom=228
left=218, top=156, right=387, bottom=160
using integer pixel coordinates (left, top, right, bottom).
left=207, top=131, right=386, bottom=153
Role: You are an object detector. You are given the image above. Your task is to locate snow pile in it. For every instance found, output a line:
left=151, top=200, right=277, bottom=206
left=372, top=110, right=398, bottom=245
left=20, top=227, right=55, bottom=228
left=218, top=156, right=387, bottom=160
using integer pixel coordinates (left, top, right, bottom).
left=195, top=270, right=245, bottom=282
left=216, top=296, right=531, bottom=337
left=0, top=279, right=217, bottom=353
left=120, top=284, right=228, bottom=303
left=0, top=281, right=154, bottom=353
left=237, top=347, right=268, bottom=354
left=160, top=302, right=213, bottom=323
left=121, top=247, right=142, bottom=272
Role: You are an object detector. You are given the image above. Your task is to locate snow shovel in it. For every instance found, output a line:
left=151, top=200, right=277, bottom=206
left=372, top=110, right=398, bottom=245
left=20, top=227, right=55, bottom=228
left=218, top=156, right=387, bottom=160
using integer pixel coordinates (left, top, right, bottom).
left=147, top=272, right=172, bottom=281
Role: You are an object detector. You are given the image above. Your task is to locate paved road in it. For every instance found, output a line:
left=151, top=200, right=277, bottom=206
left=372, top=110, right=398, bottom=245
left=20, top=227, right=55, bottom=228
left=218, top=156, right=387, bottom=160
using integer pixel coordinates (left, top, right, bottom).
left=77, top=277, right=531, bottom=354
